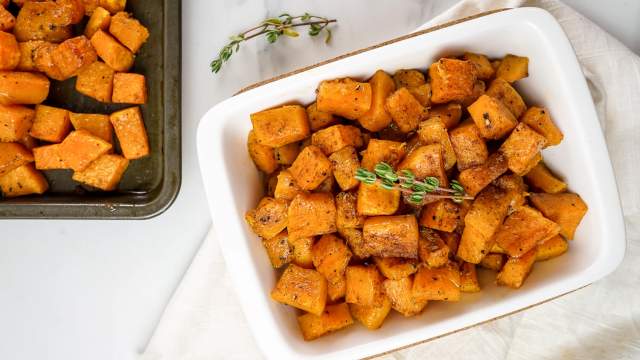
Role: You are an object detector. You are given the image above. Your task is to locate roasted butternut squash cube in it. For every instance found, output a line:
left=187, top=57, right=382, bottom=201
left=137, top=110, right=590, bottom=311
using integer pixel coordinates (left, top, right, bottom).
left=374, top=257, right=418, bottom=280
left=33, top=144, right=67, bottom=170
left=499, top=122, right=548, bottom=175
left=520, top=106, right=564, bottom=146
left=0, top=104, right=34, bottom=142
left=398, top=144, right=448, bottom=186
left=350, top=296, right=391, bottom=330
left=0, top=31, right=20, bottom=70
left=485, top=78, right=526, bottom=118
left=337, top=228, right=366, bottom=260
left=76, top=61, right=114, bottom=102
left=468, top=95, right=517, bottom=140
left=262, top=230, right=291, bottom=269
left=418, top=229, right=450, bottom=268
left=494, top=206, right=561, bottom=258
left=359, top=70, right=395, bottom=131
left=90, top=30, right=134, bottom=71
left=14, top=2, right=73, bottom=42
left=459, top=262, right=480, bottom=293
left=536, top=235, right=568, bottom=261
left=0, top=6, right=15, bottom=32
left=289, top=145, right=331, bottom=191
left=384, top=87, right=423, bottom=133
left=311, top=125, right=362, bottom=155
left=58, top=130, right=112, bottom=171
left=244, top=197, right=288, bottom=239
left=429, top=58, right=477, bottom=103
left=17, top=40, right=45, bottom=71
left=417, top=117, right=456, bottom=170
left=360, top=139, right=406, bottom=171
left=460, top=80, right=486, bottom=107
left=362, top=215, right=419, bottom=258
left=98, top=0, right=125, bottom=14
left=250, top=105, right=309, bottom=148
left=72, top=153, right=129, bottom=190
left=51, top=35, right=97, bottom=79
left=458, top=151, right=508, bottom=197
left=413, top=262, right=461, bottom=302
left=356, top=182, right=399, bottom=216
left=327, top=275, right=346, bottom=302
left=17, top=133, right=37, bottom=149
left=305, top=102, right=336, bottom=131
left=69, top=113, right=113, bottom=143
left=30, top=105, right=71, bottom=143
left=246, top=130, right=277, bottom=174
left=274, top=142, right=300, bottom=166
left=33, top=42, right=65, bottom=80
left=457, top=185, right=513, bottom=264
left=479, top=253, right=505, bottom=271
left=493, top=173, right=527, bottom=211
left=490, top=243, right=507, bottom=254
left=317, top=78, right=372, bottom=120
left=112, top=72, right=147, bottom=104
left=57, top=0, right=85, bottom=24
left=419, top=199, right=460, bottom=232
left=288, top=235, right=314, bottom=268
left=441, top=231, right=460, bottom=256
left=312, top=234, right=352, bottom=285
left=271, top=264, right=327, bottom=316
left=273, top=170, right=301, bottom=200
left=287, top=192, right=336, bottom=238
left=109, top=11, right=149, bottom=53
left=329, top=146, right=360, bottom=191
left=428, top=103, right=462, bottom=129
left=297, top=303, right=353, bottom=341
left=0, top=163, right=48, bottom=197
left=0, top=142, right=33, bottom=176
left=84, top=6, right=111, bottom=38
left=462, top=52, right=494, bottom=80
left=110, top=106, right=150, bottom=159
left=335, top=191, right=364, bottom=230
left=345, top=265, right=385, bottom=306
left=497, top=248, right=536, bottom=288
left=449, top=119, right=489, bottom=171
left=0, top=71, right=49, bottom=105
left=529, top=192, right=588, bottom=240
left=382, top=277, right=427, bottom=317
left=393, top=69, right=425, bottom=89
left=496, top=54, right=529, bottom=83
left=82, top=0, right=100, bottom=15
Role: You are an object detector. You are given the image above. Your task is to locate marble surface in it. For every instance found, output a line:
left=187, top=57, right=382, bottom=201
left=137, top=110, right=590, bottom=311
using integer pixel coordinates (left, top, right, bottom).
left=0, top=1, right=638, bottom=360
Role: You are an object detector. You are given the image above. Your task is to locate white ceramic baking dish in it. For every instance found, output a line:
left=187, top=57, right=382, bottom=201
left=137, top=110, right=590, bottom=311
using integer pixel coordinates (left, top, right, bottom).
left=197, top=7, right=625, bottom=360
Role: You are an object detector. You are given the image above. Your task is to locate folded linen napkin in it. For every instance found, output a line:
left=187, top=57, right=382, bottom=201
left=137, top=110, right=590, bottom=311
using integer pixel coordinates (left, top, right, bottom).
left=142, top=1, right=640, bottom=359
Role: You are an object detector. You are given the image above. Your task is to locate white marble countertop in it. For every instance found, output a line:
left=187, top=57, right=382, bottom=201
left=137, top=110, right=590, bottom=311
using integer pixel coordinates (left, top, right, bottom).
left=0, top=1, right=638, bottom=360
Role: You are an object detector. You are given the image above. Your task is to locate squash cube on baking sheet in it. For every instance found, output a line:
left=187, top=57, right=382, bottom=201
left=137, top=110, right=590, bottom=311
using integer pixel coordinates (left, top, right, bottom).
left=76, top=61, right=115, bottom=102
left=418, top=229, right=450, bottom=268
left=374, top=257, right=418, bottom=280
left=335, top=191, right=364, bottom=230
left=419, top=199, right=460, bottom=233
left=0, top=31, right=20, bottom=70
left=359, top=70, right=395, bottom=132
left=536, top=235, right=568, bottom=261
left=99, top=0, right=126, bottom=14
left=271, top=264, right=327, bottom=316
left=398, top=144, right=448, bottom=186
left=417, top=117, right=456, bottom=170
left=413, top=262, right=461, bottom=302
left=383, top=277, right=427, bottom=317
left=458, top=151, right=508, bottom=197
left=297, top=303, right=353, bottom=341
left=0, top=163, right=48, bottom=197
left=109, top=12, right=149, bottom=53
left=273, top=170, right=301, bottom=201
left=33, top=144, right=67, bottom=170
left=362, top=215, right=419, bottom=258
left=497, top=248, right=536, bottom=288
left=479, top=253, right=505, bottom=271
left=287, top=192, right=336, bottom=238
left=449, top=119, right=488, bottom=171
left=29, top=105, right=71, bottom=143
left=521, top=106, right=564, bottom=146
left=69, top=113, right=113, bottom=144
left=14, top=2, right=73, bottom=43
left=0, top=71, right=50, bottom=105
left=329, top=146, right=360, bottom=191
left=311, top=124, right=362, bottom=155
left=110, top=106, right=150, bottom=159
left=306, top=102, right=336, bottom=131
left=58, top=130, right=112, bottom=171
left=244, top=197, right=288, bottom=239
left=385, top=87, right=423, bottom=133
left=0, top=142, right=34, bottom=176
left=261, top=230, right=291, bottom=269
left=316, top=78, right=372, bottom=120
left=72, top=153, right=128, bottom=191
left=33, top=42, right=66, bottom=80
left=350, top=295, right=391, bottom=330
left=360, top=139, right=406, bottom=171
left=499, top=122, right=548, bottom=175
left=0, top=104, right=34, bottom=142
left=246, top=130, right=277, bottom=174
left=0, top=6, right=16, bottom=32
left=51, top=35, right=97, bottom=79
left=17, top=40, right=46, bottom=71
left=494, top=206, right=561, bottom=258
left=460, top=262, right=480, bottom=293
left=468, top=94, right=517, bottom=140
left=486, top=78, right=526, bottom=118
left=462, top=52, right=494, bottom=80
left=250, top=105, right=309, bottom=148
left=289, top=235, right=314, bottom=269
left=112, top=73, right=147, bottom=104
left=524, top=161, right=567, bottom=194
left=357, top=182, right=399, bottom=216
left=90, top=30, right=134, bottom=72
left=429, top=58, right=477, bottom=103
left=312, top=234, right=352, bottom=285
left=288, top=145, right=331, bottom=191
left=85, top=6, right=111, bottom=39
left=496, top=54, right=529, bottom=83
left=428, top=102, right=462, bottom=129
left=529, top=192, right=588, bottom=240
left=345, top=265, right=385, bottom=307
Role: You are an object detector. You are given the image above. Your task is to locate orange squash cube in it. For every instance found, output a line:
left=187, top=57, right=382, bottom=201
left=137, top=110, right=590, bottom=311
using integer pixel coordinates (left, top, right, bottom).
left=14, top=2, right=73, bottom=42
left=98, top=0, right=126, bottom=14
left=479, top=253, right=505, bottom=271
left=69, top=113, right=113, bottom=143
left=418, top=229, right=450, bottom=268
left=496, top=248, right=536, bottom=289
left=245, top=197, right=288, bottom=239
left=271, top=264, right=327, bottom=316
left=0, top=142, right=34, bottom=176
left=72, top=153, right=129, bottom=190
left=459, top=262, right=480, bottom=293
left=311, top=124, right=362, bottom=155
left=520, top=106, right=564, bottom=146
left=30, top=105, right=71, bottom=143
left=289, top=145, right=332, bottom=191
left=524, top=161, right=567, bottom=194
left=419, top=199, right=460, bottom=232
left=529, top=192, right=588, bottom=240
left=33, top=144, right=67, bottom=170
left=261, top=230, right=291, bottom=269
left=458, top=152, right=508, bottom=197
left=250, top=105, right=310, bottom=148
left=462, top=52, right=494, bottom=80
left=357, top=182, right=400, bottom=216
left=397, top=144, right=448, bottom=186
left=312, top=234, right=352, bottom=285
left=428, top=102, right=462, bottom=129
left=288, top=235, right=314, bottom=269
left=246, top=130, right=277, bottom=174
left=76, top=61, right=115, bottom=102
left=499, top=122, right=548, bottom=175
left=109, top=12, right=149, bottom=53
left=17, top=40, right=45, bottom=71
left=305, top=102, right=336, bottom=131
left=0, top=71, right=49, bottom=105
left=0, top=104, right=34, bottom=142
left=334, top=192, right=364, bottom=232
left=297, top=303, right=353, bottom=341
left=417, top=117, right=456, bottom=170
left=345, top=265, right=385, bottom=307
left=429, top=58, right=477, bottom=103
left=84, top=6, right=111, bottom=38
left=362, top=215, right=419, bottom=258
left=33, top=42, right=66, bottom=80
left=287, top=192, right=336, bottom=238
left=413, top=262, right=461, bottom=302
left=317, top=78, right=372, bottom=120
left=0, top=6, right=15, bottom=32
left=385, top=87, right=423, bottom=133
left=350, top=296, right=391, bottom=330
left=58, top=130, right=112, bottom=171
left=110, top=106, right=150, bottom=159
left=0, top=163, right=48, bottom=197
left=112, top=72, right=147, bottom=104
left=468, top=95, right=517, bottom=140
left=373, top=257, right=418, bottom=280
left=51, top=35, right=97, bottom=79
left=496, top=54, right=529, bottom=83
left=358, top=70, right=395, bottom=132
left=273, top=170, right=301, bottom=201
left=360, top=139, right=406, bottom=171
left=0, top=31, right=20, bottom=70
left=382, top=277, right=427, bottom=317
left=90, top=30, right=134, bottom=71
left=485, top=78, right=526, bottom=118
left=329, top=146, right=360, bottom=191
left=536, top=235, right=569, bottom=261
left=494, top=206, right=561, bottom=258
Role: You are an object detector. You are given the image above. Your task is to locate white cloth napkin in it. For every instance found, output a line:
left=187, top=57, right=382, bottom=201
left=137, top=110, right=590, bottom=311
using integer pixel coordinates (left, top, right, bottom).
left=141, top=1, right=640, bottom=359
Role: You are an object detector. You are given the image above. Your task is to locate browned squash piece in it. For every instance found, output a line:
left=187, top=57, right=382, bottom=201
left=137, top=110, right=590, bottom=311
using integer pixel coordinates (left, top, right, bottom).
left=393, top=69, right=425, bottom=89
left=84, top=6, right=111, bottom=38
left=72, top=153, right=129, bottom=191
left=441, top=231, right=460, bottom=256
left=0, top=104, right=34, bottom=142
left=0, top=163, right=48, bottom=197
left=271, top=264, right=327, bottom=316
left=468, top=95, right=517, bottom=140
left=362, top=215, right=419, bottom=258
left=521, top=106, right=564, bottom=146
left=110, top=106, right=150, bottom=160
left=529, top=192, right=588, bottom=240
left=398, top=144, right=448, bottom=186
left=274, top=142, right=300, bottom=166
left=0, top=71, right=50, bottom=105
left=419, top=199, right=460, bottom=233
left=16, top=40, right=45, bottom=71
left=497, top=248, right=536, bottom=289
left=329, top=146, right=360, bottom=191
left=33, top=144, right=66, bottom=170
left=492, top=173, right=527, bottom=212
left=449, top=119, right=488, bottom=171
left=462, top=52, right=494, bottom=80
left=524, top=161, right=567, bottom=193
left=262, top=230, right=291, bottom=269
left=250, top=105, right=309, bottom=148
left=536, top=235, right=569, bottom=261
left=287, top=192, right=336, bottom=238
left=327, top=275, right=346, bottom=302
left=69, top=113, right=113, bottom=143
left=312, top=234, right=352, bottom=285
left=485, top=78, right=526, bottom=118
left=458, top=152, right=508, bottom=197
left=429, top=58, right=477, bottom=103
left=382, top=276, right=427, bottom=317
left=360, top=139, right=406, bottom=171
left=247, top=130, right=277, bottom=174
left=288, top=235, right=314, bottom=268
left=29, top=105, right=71, bottom=143
left=459, top=262, right=480, bottom=293
left=112, top=72, right=147, bottom=104
left=479, top=253, right=505, bottom=271
left=428, top=103, right=462, bottom=129
left=244, top=197, right=288, bottom=239
left=317, top=78, right=372, bottom=120
left=345, top=265, right=385, bottom=307
left=0, top=31, right=20, bottom=70
left=413, top=262, right=461, bottom=302
left=306, top=102, right=336, bottom=131
left=359, top=70, right=395, bottom=132
left=356, top=182, right=400, bottom=216
left=499, top=122, right=548, bottom=175
left=338, top=227, right=367, bottom=260
left=274, top=170, right=301, bottom=201
left=51, top=35, right=97, bottom=79
left=90, top=30, right=134, bottom=71
left=496, top=54, right=529, bottom=83
left=0, top=142, right=34, bottom=177
left=417, top=117, right=456, bottom=170
left=494, top=206, right=561, bottom=258
left=297, top=303, right=353, bottom=341
left=289, top=145, right=332, bottom=191
left=109, top=11, right=149, bottom=53
left=335, top=191, right=364, bottom=230
left=14, top=2, right=73, bottom=43
left=460, top=80, right=486, bottom=107
left=350, top=295, right=391, bottom=330
left=311, top=124, right=362, bottom=155
left=0, top=6, right=15, bottom=32
left=385, top=87, right=423, bottom=133
left=418, top=229, right=450, bottom=268
left=373, top=257, right=418, bottom=280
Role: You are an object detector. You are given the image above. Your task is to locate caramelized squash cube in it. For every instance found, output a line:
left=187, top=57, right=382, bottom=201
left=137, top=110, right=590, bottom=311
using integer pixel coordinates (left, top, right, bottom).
left=250, top=105, right=309, bottom=147
left=419, top=199, right=460, bottom=232
left=72, top=153, right=129, bottom=190
left=287, top=192, right=336, bottom=238
left=496, top=248, right=536, bottom=288
left=499, top=122, right=548, bottom=175
left=16, top=40, right=45, bottom=71
left=317, top=78, right=372, bottom=120
left=0, top=31, right=20, bottom=70
left=69, top=113, right=113, bottom=144
left=262, top=230, right=291, bottom=269
left=288, top=235, right=314, bottom=268
left=429, top=58, right=477, bottom=103
left=356, top=182, right=399, bottom=216
left=335, top=191, right=364, bottom=230
left=0, top=163, right=48, bottom=197
left=329, top=146, right=360, bottom=191
left=418, top=229, right=450, bottom=268
left=110, top=106, right=150, bottom=159
left=496, top=54, right=529, bottom=83
left=479, top=253, right=505, bottom=271
left=382, top=277, right=427, bottom=317
left=468, top=95, right=517, bottom=140
left=417, top=117, right=456, bottom=170
left=462, top=52, right=494, bottom=80
left=350, top=295, right=391, bottom=330
left=536, top=235, right=568, bottom=261
left=90, top=30, right=134, bottom=71
left=33, top=144, right=67, bottom=170
left=529, top=192, right=588, bottom=240
left=58, top=130, right=112, bottom=171
left=360, top=139, right=406, bottom=171
left=373, top=257, right=418, bottom=280
left=459, top=262, right=480, bottom=293
left=0, top=142, right=34, bottom=176
left=311, top=124, right=362, bottom=155
left=51, top=35, right=97, bottom=79
left=109, top=11, right=149, bottom=53
left=0, top=104, right=34, bottom=142
left=289, top=145, right=332, bottom=190
left=520, top=106, right=564, bottom=146
left=33, top=42, right=66, bottom=80
left=397, top=144, right=448, bottom=186
left=271, top=264, right=327, bottom=316
left=428, top=102, right=462, bottom=129
left=485, top=78, right=526, bottom=118
left=0, top=71, right=49, bottom=105
left=30, top=105, right=71, bottom=143
left=327, top=275, right=346, bottom=302
left=494, top=206, right=561, bottom=258
left=273, top=170, right=301, bottom=201
left=345, top=265, right=385, bottom=307
left=312, top=234, right=352, bottom=285
left=112, top=72, right=147, bottom=104
left=458, top=151, right=508, bottom=197
left=98, top=0, right=126, bottom=14
left=84, top=6, right=111, bottom=39
left=362, top=215, right=419, bottom=258
left=244, top=197, right=288, bottom=239
left=385, top=87, right=423, bottom=133
left=297, top=303, right=353, bottom=341
left=358, top=70, right=395, bottom=131
left=76, top=61, right=115, bottom=102
left=0, top=6, right=15, bottom=32
left=247, top=130, right=277, bottom=174
left=413, top=262, right=461, bottom=302
left=449, top=119, right=488, bottom=171
left=14, top=2, right=73, bottom=42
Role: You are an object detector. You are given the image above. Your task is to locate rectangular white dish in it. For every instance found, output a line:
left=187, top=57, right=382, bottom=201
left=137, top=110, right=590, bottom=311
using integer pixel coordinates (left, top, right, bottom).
left=196, top=7, right=625, bottom=360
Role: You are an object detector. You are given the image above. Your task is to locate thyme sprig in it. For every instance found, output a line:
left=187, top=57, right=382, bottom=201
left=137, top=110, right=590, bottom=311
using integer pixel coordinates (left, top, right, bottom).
left=355, top=162, right=473, bottom=205
left=210, top=13, right=337, bottom=74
